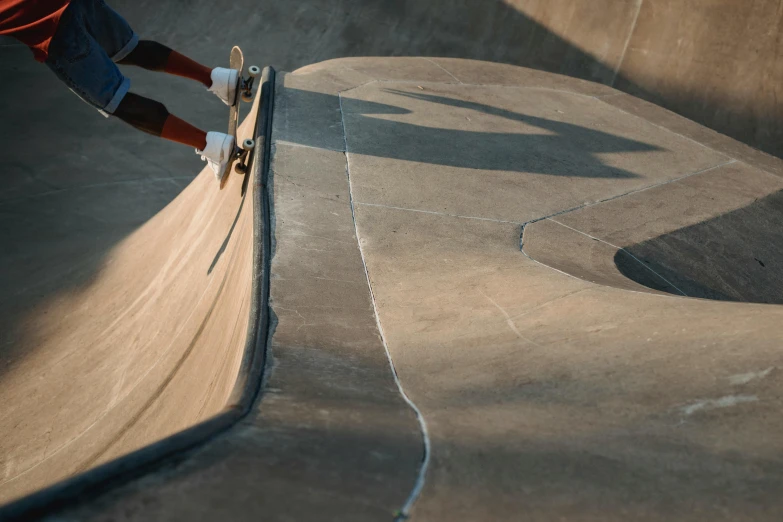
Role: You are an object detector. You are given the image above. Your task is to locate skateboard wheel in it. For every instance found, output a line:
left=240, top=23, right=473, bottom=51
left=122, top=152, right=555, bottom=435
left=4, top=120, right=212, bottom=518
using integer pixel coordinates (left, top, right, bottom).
left=242, top=138, right=255, bottom=151
left=234, top=162, right=247, bottom=174
left=241, top=92, right=253, bottom=103
left=248, top=65, right=261, bottom=77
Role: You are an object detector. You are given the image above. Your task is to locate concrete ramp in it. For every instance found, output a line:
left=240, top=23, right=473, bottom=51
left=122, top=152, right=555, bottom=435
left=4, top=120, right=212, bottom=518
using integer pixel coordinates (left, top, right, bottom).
left=3, top=58, right=783, bottom=521
left=0, top=74, right=265, bottom=505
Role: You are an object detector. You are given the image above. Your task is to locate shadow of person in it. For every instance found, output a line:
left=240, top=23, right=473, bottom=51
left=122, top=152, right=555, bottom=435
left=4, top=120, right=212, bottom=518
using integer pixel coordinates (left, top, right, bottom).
left=281, top=86, right=661, bottom=179
left=355, top=88, right=660, bottom=178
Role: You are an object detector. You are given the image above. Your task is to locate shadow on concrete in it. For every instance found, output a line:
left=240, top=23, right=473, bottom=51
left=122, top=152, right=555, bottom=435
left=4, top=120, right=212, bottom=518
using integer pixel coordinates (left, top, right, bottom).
left=615, top=190, right=783, bottom=304
left=0, top=44, right=210, bottom=381
left=112, top=0, right=783, bottom=160
left=0, top=0, right=771, bottom=505
left=209, top=167, right=252, bottom=275
left=375, top=89, right=658, bottom=176
left=282, top=87, right=658, bottom=178
left=71, top=377, right=783, bottom=520
left=0, top=0, right=756, bottom=382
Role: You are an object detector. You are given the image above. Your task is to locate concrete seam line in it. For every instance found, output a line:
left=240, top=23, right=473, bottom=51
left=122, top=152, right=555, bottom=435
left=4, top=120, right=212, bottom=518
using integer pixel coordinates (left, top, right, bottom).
left=619, top=247, right=689, bottom=296
left=274, top=140, right=344, bottom=153
left=547, top=217, right=689, bottom=297
left=356, top=201, right=523, bottom=224
left=421, top=57, right=462, bottom=83
left=519, top=159, right=737, bottom=230
left=519, top=223, right=692, bottom=301
left=336, top=78, right=380, bottom=97
left=337, top=77, right=604, bottom=100
left=338, top=92, right=431, bottom=521
left=594, top=95, right=739, bottom=160
left=0, top=67, right=277, bottom=522
left=611, top=0, right=644, bottom=87
left=371, top=81, right=603, bottom=98
left=519, top=222, right=592, bottom=285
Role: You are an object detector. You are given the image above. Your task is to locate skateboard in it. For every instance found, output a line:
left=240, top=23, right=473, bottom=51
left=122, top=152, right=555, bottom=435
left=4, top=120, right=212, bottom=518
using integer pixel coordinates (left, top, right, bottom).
left=220, top=46, right=261, bottom=187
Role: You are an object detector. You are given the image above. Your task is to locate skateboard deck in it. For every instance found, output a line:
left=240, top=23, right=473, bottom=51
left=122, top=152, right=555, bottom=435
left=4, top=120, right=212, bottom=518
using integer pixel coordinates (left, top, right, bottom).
left=219, top=47, right=260, bottom=189
left=228, top=46, right=243, bottom=143
left=220, top=46, right=244, bottom=188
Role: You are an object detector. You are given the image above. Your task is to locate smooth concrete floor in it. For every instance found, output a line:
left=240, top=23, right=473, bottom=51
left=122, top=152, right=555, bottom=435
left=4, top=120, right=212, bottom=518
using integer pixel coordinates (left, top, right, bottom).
left=27, top=58, right=783, bottom=521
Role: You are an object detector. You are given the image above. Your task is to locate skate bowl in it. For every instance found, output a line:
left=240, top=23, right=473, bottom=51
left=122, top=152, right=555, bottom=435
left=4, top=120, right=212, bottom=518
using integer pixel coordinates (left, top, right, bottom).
left=2, top=0, right=783, bottom=519
left=2, top=56, right=783, bottom=521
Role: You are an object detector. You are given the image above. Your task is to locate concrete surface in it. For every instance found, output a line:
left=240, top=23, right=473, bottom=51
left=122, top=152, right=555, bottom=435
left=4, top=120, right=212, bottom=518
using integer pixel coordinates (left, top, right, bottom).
left=7, top=0, right=773, bottom=159
left=3, top=57, right=777, bottom=521
left=1, top=15, right=247, bottom=503
left=108, top=0, right=783, bottom=159
left=0, top=83, right=260, bottom=504
left=1, top=0, right=782, bottom=519
left=325, top=58, right=783, bottom=520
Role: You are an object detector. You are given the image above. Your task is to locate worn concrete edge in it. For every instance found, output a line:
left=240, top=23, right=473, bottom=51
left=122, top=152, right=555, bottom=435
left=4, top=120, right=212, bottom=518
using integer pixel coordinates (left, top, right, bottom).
left=0, top=66, right=277, bottom=521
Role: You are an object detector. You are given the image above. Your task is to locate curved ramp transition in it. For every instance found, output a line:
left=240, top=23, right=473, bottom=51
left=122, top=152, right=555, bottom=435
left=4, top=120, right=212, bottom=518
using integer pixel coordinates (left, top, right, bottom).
left=0, top=76, right=264, bottom=505
left=4, top=58, right=783, bottom=522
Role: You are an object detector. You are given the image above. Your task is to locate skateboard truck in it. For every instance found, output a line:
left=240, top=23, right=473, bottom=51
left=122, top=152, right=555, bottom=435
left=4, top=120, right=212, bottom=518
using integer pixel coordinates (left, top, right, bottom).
left=234, top=138, right=255, bottom=174
left=233, top=64, right=260, bottom=173
left=240, top=65, right=261, bottom=103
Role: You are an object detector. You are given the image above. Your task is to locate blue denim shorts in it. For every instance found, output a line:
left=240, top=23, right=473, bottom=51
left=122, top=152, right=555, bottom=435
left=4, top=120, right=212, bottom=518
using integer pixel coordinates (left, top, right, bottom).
left=45, top=0, right=138, bottom=116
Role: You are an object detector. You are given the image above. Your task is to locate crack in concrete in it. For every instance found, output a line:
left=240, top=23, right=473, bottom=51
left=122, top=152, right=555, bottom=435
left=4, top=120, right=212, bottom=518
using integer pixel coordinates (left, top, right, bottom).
left=519, top=159, right=738, bottom=236
left=507, top=288, right=592, bottom=322
left=729, top=367, right=775, bottom=386
left=480, top=290, right=545, bottom=348
left=679, top=395, right=759, bottom=416
left=338, top=78, right=607, bottom=100
left=339, top=92, right=431, bottom=521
